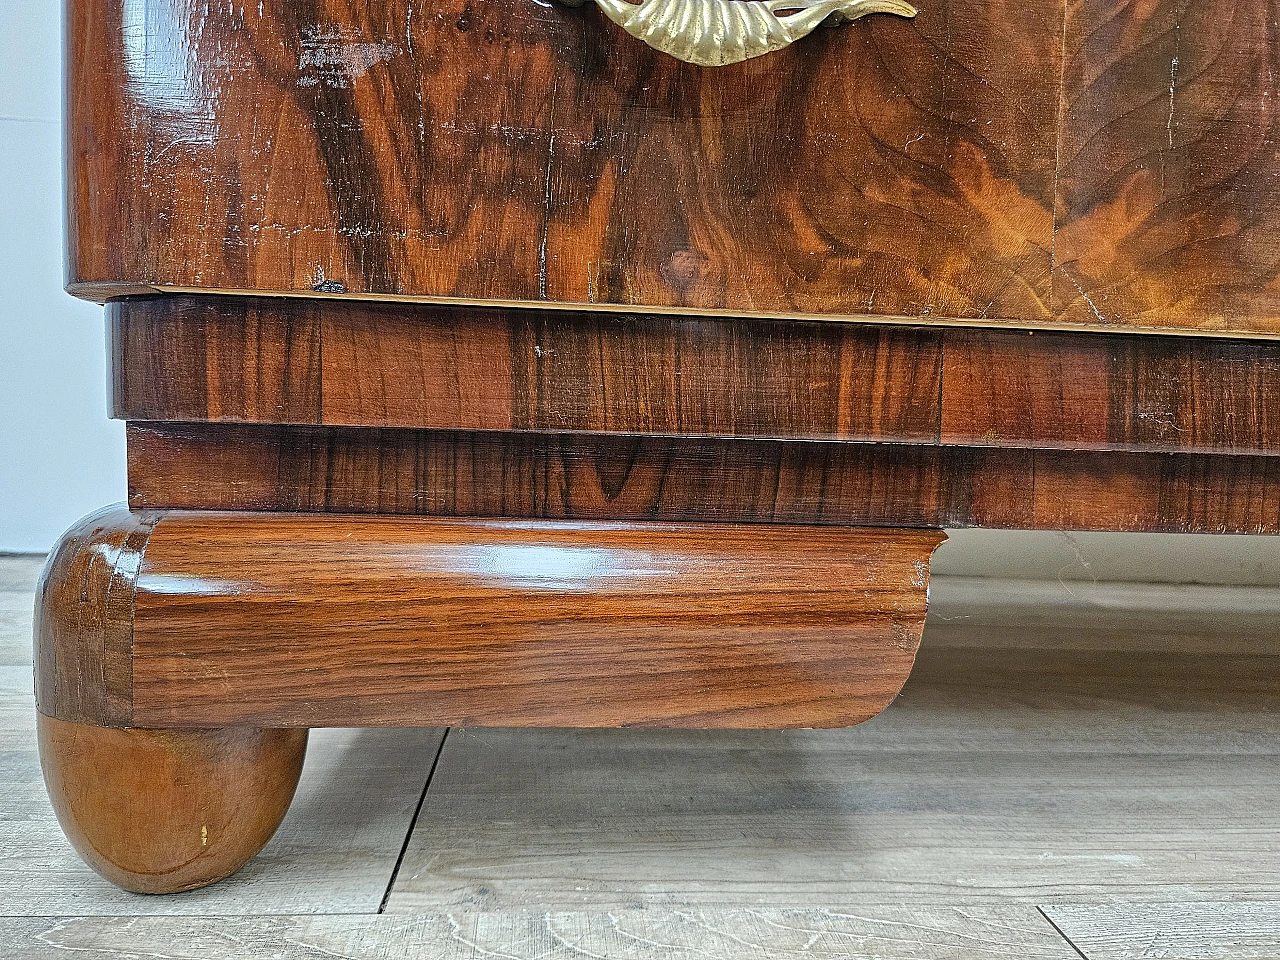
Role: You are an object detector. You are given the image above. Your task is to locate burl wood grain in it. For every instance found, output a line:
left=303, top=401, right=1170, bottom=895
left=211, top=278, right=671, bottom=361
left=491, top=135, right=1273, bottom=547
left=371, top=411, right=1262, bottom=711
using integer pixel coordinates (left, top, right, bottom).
left=1054, top=0, right=1280, bottom=332
left=67, top=0, right=1280, bottom=334
left=67, top=0, right=1060, bottom=324
left=112, top=296, right=1280, bottom=455
left=38, top=714, right=307, bottom=894
left=128, top=423, right=1280, bottom=535
left=124, top=514, right=942, bottom=728
left=34, top=505, right=157, bottom=726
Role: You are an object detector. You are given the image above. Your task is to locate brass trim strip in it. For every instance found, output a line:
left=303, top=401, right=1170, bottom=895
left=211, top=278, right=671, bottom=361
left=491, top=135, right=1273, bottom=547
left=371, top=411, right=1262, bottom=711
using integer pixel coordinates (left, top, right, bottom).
left=69, top=281, right=1280, bottom=343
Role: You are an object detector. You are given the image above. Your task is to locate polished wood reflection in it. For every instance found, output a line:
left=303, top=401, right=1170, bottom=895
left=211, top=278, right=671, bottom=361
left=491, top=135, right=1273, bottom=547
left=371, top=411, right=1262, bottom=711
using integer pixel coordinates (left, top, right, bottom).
left=34, top=505, right=158, bottom=726
left=112, top=296, right=1280, bottom=455
left=35, top=505, right=942, bottom=729
left=130, top=515, right=942, bottom=728
left=68, top=0, right=1280, bottom=334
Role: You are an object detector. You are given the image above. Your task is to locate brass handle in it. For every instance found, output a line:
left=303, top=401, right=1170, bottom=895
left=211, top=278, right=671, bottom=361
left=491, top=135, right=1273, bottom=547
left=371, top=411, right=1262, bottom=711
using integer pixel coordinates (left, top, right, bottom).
left=559, top=0, right=917, bottom=67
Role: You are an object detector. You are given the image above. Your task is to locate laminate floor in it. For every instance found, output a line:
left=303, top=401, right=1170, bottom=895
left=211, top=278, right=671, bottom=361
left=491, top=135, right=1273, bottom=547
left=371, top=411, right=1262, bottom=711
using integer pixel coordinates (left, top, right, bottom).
left=0, top=555, right=1277, bottom=958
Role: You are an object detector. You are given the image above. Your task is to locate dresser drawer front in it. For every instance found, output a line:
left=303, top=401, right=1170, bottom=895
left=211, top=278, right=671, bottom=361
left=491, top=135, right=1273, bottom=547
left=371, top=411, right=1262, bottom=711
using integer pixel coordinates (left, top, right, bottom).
left=68, top=0, right=1278, bottom=336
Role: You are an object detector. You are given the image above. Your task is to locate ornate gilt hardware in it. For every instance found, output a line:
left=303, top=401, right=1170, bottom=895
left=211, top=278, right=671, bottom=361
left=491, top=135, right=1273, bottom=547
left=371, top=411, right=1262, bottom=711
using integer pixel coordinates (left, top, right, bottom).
left=557, top=0, right=917, bottom=67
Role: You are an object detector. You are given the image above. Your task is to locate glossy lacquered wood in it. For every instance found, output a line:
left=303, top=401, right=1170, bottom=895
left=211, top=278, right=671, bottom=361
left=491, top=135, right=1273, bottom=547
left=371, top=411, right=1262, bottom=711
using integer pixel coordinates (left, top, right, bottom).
left=108, top=299, right=322, bottom=424
left=36, top=507, right=942, bottom=728
left=127, top=423, right=1280, bottom=535
left=67, top=0, right=1280, bottom=335
left=37, top=714, right=307, bottom=894
left=67, top=0, right=1059, bottom=326
left=33, top=505, right=158, bottom=726
left=111, top=297, right=1280, bottom=455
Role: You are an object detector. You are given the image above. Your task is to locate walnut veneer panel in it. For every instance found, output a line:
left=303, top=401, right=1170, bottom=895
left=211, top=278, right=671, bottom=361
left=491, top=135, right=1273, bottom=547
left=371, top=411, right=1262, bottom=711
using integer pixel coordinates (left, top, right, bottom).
left=68, top=0, right=1280, bottom=334
left=128, top=424, right=1280, bottom=534
left=110, top=298, right=322, bottom=424
left=125, top=513, right=942, bottom=728
left=1054, top=0, right=1280, bottom=333
left=112, top=297, right=1280, bottom=454
left=319, top=305, right=946, bottom=439
left=939, top=329, right=1280, bottom=453
left=68, top=0, right=1061, bottom=324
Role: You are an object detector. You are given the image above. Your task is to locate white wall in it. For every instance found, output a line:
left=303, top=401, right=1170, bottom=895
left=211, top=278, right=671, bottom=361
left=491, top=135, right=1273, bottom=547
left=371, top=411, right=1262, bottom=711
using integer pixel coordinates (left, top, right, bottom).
left=0, top=0, right=127, bottom=552
left=0, top=2, right=1276, bottom=584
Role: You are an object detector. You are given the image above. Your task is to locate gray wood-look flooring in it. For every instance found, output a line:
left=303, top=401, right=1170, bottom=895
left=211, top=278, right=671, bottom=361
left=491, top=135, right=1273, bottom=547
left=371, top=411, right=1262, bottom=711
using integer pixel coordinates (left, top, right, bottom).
left=1, top=554, right=1277, bottom=958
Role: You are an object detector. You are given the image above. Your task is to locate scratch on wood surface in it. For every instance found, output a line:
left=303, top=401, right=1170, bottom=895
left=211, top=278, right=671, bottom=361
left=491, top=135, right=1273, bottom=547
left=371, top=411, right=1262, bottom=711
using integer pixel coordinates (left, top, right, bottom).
left=538, top=59, right=559, bottom=305
left=297, top=25, right=400, bottom=89
left=1060, top=268, right=1105, bottom=323
left=539, top=131, right=557, bottom=302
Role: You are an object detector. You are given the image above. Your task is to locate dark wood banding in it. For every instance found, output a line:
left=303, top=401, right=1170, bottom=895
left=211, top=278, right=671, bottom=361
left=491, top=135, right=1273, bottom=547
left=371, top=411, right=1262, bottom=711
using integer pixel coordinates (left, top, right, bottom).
left=110, top=297, right=322, bottom=424
left=128, top=423, right=1280, bottom=535
left=939, top=329, right=1280, bottom=454
left=112, top=296, right=1280, bottom=455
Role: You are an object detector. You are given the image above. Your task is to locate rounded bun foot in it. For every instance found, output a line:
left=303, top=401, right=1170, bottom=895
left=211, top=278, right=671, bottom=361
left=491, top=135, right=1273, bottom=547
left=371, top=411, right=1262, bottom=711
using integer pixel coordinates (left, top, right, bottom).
left=37, top=713, right=308, bottom=894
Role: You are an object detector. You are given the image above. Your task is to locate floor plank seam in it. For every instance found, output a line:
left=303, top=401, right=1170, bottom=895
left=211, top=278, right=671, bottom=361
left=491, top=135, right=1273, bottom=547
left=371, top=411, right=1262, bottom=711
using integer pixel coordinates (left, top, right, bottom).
left=378, top=727, right=450, bottom=914
left=1038, top=905, right=1092, bottom=960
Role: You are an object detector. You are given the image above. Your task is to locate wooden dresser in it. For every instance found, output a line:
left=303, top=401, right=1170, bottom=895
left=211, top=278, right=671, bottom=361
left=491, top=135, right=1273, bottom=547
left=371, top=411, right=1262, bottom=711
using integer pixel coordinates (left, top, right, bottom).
left=38, top=0, right=1280, bottom=893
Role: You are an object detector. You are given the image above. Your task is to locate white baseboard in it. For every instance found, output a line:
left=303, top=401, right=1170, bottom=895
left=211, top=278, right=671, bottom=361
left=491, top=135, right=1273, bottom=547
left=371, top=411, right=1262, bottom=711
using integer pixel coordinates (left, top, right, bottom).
left=927, top=575, right=1280, bottom=653
left=934, top=529, right=1280, bottom=586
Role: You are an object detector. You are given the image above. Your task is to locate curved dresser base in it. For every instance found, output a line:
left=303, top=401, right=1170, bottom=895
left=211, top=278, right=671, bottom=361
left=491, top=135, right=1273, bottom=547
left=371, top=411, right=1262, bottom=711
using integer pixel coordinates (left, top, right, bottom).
left=35, top=507, right=944, bottom=731
left=33, top=506, right=941, bottom=891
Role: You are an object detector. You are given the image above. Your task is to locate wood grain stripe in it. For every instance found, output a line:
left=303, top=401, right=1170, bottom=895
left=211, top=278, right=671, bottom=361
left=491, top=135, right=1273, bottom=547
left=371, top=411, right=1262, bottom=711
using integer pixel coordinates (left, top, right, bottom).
left=127, top=423, right=1280, bottom=534
left=111, top=297, right=1280, bottom=455
left=129, top=513, right=942, bottom=728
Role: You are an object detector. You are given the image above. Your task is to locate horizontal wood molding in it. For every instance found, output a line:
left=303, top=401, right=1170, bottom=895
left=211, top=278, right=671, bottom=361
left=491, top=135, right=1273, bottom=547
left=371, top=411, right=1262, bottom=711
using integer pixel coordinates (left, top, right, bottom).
left=34, top=506, right=942, bottom=728
left=128, top=423, right=1280, bottom=535
left=110, top=298, right=322, bottom=424
left=67, top=0, right=1280, bottom=335
left=111, top=296, right=1280, bottom=455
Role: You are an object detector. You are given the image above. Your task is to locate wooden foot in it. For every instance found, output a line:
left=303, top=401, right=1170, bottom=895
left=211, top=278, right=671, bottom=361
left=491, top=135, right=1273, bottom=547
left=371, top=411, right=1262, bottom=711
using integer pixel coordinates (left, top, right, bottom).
left=36, top=714, right=307, bottom=894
